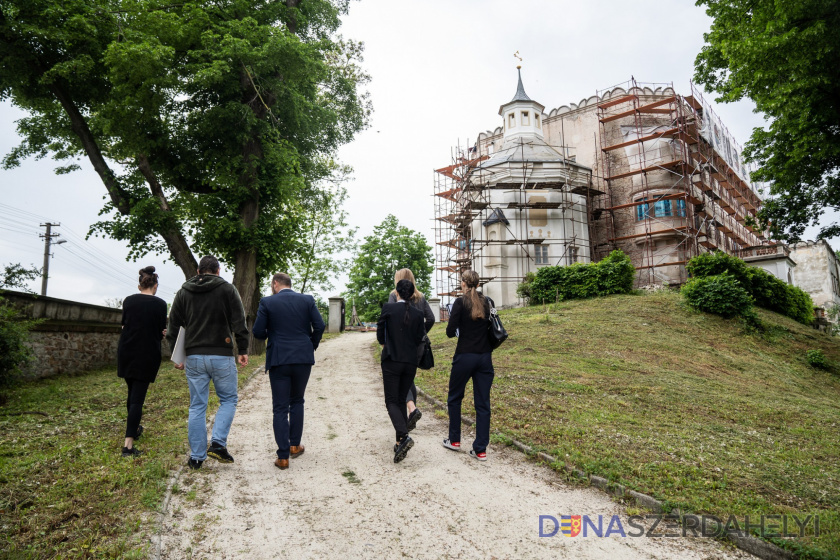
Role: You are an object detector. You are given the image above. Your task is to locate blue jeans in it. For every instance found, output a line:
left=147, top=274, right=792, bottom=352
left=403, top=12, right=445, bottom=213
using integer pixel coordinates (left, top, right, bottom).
left=268, top=364, right=312, bottom=459
left=447, top=352, right=494, bottom=453
left=185, top=355, right=239, bottom=461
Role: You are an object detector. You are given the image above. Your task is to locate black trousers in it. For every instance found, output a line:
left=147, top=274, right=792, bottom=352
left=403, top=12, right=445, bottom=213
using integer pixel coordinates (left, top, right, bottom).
left=381, top=359, right=417, bottom=441
left=268, top=364, right=312, bottom=460
left=447, top=352, right=494, bottom=453
left=125, top=378, right=150, bottom=439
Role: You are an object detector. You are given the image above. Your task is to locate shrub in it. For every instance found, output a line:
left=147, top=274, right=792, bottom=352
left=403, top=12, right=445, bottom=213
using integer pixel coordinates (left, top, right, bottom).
left=681, top=273, right=754, bottom=318
left=686, top=252, right=814, bottom=325
left=0, top=298, right=38, bottom=401
left=527, top=250, right=634, bottom=304
left=785, top=285, right=815, bottom=325
left=516, top=272, right=536, bottom=302
left=806, top=349, right=830, bottom=370
left=686, top=251, right=750, bottom=285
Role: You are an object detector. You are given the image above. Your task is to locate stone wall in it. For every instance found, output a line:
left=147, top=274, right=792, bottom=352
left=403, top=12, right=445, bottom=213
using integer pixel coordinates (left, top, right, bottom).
left=2, top=290, right=125, bottom=378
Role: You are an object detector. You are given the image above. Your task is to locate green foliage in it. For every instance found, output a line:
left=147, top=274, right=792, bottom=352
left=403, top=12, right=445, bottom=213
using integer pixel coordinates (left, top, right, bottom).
left=806, top=349, right=831, bottom=370
left=527, top=250, right=635, bottom=304
left=516, top=272, right=536, bottom=301
left=344, top=215, right=433, bottom=321
left=681, top=273, right=754, bottom=318
left=685, top=251, right=750, bottom=285
left=0, top=298, right=39, bottom=400
left=694, top=0, right=840, bottom=241
left=0, top=0, right=370, bottom=318
left=686, top=252, right=814, bottom=325
left=0, top=263, right=41, bottom=293
left=826, top=304, right=840, bottom=336
left=288, top=183, right=358, bottom=297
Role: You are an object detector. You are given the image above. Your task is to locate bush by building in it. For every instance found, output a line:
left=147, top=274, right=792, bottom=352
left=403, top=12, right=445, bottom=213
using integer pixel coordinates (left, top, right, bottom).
left=522, top=250, right=635, bottom=304
left=685, top=251, right=814, bottom=325
left=681, top=273, right=754, bottom=318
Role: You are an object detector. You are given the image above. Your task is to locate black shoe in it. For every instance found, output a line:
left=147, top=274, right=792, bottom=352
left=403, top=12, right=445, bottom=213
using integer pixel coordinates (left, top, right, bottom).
left=187, top=458, right=203, bottom=470
left=207, top=443, right=234, bottom=463
left=407, top=409, right=422, bottom=432
left=134, top=425, right=144, bottom=440
left=122, top=446, right=142, bottom=458
left=394, top=436, right=414, bottom=464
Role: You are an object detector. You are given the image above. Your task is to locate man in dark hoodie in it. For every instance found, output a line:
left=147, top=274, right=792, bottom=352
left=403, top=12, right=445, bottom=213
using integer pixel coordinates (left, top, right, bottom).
left=167, top=255, right=250, bottom=470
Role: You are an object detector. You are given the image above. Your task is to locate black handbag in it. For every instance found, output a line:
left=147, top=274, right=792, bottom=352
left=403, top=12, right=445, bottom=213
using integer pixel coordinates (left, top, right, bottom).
left=418, top=335, right=434, bottom=370
left=486, top=297, right=508, bottom=349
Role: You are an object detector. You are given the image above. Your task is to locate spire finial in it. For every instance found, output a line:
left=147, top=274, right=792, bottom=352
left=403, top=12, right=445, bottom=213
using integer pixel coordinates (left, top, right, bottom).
left=510, top=62, right=531, bottom=102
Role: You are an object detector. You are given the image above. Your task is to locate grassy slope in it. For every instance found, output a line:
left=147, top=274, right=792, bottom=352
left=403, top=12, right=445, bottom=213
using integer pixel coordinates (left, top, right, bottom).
left=421, top=291, right=840, bottom=558
left=0, top=356, right=264, bottom=559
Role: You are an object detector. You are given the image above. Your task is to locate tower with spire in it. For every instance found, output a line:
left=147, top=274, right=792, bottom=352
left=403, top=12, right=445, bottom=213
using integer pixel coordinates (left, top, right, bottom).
left=460, top=67, right=593, bottom=307
left=498, top=66, right=546, bottom=143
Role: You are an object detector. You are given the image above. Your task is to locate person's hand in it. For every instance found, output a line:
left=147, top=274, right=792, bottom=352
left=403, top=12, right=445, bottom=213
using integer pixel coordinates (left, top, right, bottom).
left=174, top=362, right=185, bottom=370
left=237, top=354, right=249, bottom=367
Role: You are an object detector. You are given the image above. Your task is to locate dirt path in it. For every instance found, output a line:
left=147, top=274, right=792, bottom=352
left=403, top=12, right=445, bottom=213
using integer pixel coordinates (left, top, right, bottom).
left=159, top=332, right=752, bottom=559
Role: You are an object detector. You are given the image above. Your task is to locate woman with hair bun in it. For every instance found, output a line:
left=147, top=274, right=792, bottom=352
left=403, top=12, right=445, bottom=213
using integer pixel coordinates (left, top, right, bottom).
left=117, top=266, right=168, bottom=457
left=442, top=270, right=495, bottom=461
left=386, top=268, right=435, bottom=431
left=376, top=279, right=426, bottom=463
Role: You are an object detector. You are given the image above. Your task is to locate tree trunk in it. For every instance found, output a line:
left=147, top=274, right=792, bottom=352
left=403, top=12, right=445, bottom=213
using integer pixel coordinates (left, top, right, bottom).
left=136, top=155, right=199, bottom=279
left=50, top=82, right=198, bottom=280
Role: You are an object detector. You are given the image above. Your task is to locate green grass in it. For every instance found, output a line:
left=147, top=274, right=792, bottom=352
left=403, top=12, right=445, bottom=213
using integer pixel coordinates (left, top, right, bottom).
left=419, top=290, right=840, bottom=559
left=321, top=331, right=342, bottom=342
left=0, top=356, right=264, bottom=559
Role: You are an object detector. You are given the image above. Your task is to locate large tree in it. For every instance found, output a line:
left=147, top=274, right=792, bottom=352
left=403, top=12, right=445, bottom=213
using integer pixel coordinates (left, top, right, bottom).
left=694, top=0, right=840, bottom=241
left=0, top=0, right=370, bottom=343
left=344, top=214, right=433, bottom=321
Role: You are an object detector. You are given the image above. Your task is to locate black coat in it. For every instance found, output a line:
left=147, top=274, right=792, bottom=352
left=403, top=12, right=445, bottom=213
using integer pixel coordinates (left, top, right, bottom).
left=446, top=296, right=492, bottom=355
left=377, top=302, right=426, bottom=364
left=117, top=294, right=168, bottom=382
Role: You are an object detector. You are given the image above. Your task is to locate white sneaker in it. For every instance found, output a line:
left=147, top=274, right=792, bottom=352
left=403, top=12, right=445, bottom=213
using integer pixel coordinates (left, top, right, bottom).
left=469, top=449, right=487, bottom=461
left=442, top=438, right=461, bottom=451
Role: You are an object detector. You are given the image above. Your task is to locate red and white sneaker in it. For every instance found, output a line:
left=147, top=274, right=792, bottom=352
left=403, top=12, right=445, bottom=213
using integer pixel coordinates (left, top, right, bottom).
left=469, top=449, right=487, bottom=461
left=442, top=438, right=461, bottom=451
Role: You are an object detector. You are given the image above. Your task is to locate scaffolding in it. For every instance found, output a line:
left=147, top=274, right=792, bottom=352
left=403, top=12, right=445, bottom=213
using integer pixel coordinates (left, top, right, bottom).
left=592, top=78, right=766, bottom=287
left=433, top=138, right=594, bottom=307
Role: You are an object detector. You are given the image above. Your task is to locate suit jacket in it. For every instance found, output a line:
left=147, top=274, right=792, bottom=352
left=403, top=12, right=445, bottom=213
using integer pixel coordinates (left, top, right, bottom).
left=252, top=289, right=326, bottom=368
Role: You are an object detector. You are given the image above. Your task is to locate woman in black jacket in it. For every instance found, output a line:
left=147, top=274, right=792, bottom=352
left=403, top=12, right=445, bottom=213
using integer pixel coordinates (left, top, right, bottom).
left=442, top=270, right=494, bottom=461
left=377, top=279, right=426, bottom=463
left=386, top=268, right=435, bottom=431
left=117, top=266, right=168, bottom=457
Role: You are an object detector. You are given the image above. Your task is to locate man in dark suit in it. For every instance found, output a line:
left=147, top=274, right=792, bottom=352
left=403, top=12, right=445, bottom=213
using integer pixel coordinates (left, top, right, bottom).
left=252, top=272, right=326, bottom=470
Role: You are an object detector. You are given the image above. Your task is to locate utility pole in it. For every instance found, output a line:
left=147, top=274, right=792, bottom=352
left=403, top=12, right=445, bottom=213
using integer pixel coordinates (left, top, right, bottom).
left=39, top=223, right=65, bottom=296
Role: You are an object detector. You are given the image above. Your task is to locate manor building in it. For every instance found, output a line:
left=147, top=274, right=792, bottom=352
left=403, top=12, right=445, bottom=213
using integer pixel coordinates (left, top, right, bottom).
left=434, top=70, right=770, bottom=307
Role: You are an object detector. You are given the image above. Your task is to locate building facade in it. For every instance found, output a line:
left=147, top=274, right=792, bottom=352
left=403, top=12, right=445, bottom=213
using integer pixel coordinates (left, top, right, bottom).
left=435, top=73, right=771, bottom=308
left=788, top=240, right=840, bottom=311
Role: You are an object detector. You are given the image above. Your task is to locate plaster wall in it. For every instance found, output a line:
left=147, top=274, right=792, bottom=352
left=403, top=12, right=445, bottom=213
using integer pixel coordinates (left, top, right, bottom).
left=789, top=241, right=840, bottom=309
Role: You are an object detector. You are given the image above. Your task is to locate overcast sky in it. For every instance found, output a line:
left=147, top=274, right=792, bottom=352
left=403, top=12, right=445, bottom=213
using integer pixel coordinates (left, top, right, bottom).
left=0, top=0, right=834, bottom=306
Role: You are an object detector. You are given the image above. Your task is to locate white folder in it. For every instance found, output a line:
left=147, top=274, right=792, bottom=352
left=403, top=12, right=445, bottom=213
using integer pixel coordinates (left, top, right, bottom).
left=171, top=326, right=186, bottom=364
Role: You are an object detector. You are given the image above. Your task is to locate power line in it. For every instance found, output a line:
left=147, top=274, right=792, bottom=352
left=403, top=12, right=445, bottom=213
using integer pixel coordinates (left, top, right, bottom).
left=0, top=202, right=180, bottom=295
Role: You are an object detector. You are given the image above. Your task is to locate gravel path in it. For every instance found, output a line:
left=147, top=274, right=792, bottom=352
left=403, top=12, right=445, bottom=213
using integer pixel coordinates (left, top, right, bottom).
left=159, top=332, right=753, bottom=559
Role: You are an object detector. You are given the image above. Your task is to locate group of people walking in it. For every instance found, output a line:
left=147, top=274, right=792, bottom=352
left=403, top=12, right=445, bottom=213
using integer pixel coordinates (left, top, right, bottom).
left=116, top=256, right=498, bottom=469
